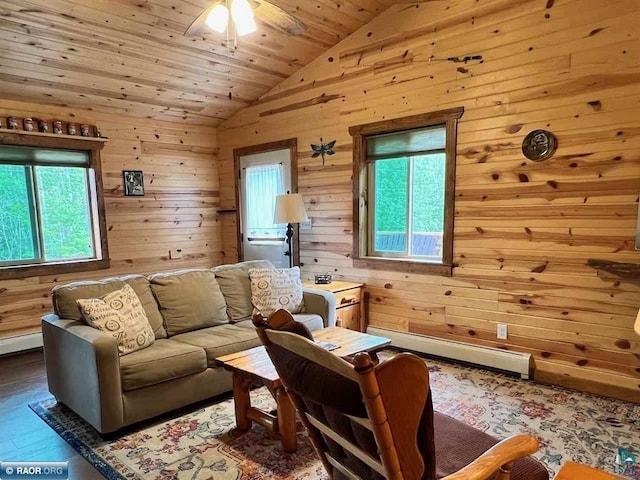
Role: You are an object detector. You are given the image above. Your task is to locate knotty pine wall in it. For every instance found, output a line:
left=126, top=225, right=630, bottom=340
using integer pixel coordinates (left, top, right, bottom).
left=0, top=99, right=221, bottom=339
left=218, top=0, right=640, bottom=401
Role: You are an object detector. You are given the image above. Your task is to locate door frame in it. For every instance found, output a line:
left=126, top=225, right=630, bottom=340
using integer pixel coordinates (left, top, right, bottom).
left=233, top=138, right=299, bottom=266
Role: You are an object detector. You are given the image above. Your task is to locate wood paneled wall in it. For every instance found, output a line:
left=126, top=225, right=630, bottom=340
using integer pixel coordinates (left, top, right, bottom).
left=0, top=99, right=220, bottom=339
left=217, top=0, right=640, bottom=401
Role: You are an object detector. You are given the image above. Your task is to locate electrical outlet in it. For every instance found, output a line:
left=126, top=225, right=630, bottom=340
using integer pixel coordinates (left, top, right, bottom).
left=497, top=323, right=508, bottom=340
left=169, top=249, right=183, bottom=260
left=300, top=218, right=312, bottom=230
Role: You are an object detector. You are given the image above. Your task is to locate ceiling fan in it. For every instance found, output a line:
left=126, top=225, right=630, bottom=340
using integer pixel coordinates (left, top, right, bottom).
left=185, top=0, right=307, bottom=38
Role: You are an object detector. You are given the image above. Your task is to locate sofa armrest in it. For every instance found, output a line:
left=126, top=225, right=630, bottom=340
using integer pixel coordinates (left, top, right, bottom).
left=42, top=314, right=124, bottom=433
left=303, top=288, right=336, bottom=327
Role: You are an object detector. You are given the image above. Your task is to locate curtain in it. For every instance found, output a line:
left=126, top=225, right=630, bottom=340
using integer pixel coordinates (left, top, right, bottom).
left=245, top=163, right=286, bottom=240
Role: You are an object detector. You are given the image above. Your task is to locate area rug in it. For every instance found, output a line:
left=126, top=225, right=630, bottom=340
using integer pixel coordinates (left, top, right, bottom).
left=30, top=351, right=640, bottom=480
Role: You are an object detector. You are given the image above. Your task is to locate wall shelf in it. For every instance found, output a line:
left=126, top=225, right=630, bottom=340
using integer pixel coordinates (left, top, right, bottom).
left=0, top=128, right=107, bottom=141
left=0, top=129, right=107, bottom=150
left=587, top=259, right=640, bottom=284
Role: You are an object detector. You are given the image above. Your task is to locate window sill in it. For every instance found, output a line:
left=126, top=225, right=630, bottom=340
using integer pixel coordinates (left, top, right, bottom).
left=352, top=256, right=452, bottom=276
left=0, top=258, right=111, bottom=280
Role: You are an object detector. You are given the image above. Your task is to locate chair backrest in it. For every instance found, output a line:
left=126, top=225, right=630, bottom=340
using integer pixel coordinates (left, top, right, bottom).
left=254, top=310, right=437, bottom=480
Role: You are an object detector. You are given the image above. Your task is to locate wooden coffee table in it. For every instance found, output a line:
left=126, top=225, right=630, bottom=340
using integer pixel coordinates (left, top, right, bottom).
left=555, top=461, right=627, bottom=479
left=215, top=327, right=391, bottom=452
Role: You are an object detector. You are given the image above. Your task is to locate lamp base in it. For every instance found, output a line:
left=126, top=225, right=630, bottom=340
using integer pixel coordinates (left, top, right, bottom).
left=285, top=222, right=294, bottom=269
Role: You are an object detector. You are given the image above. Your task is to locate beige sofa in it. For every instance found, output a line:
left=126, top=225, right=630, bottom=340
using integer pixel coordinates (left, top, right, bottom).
left=41, top=260, right=336, bottom=434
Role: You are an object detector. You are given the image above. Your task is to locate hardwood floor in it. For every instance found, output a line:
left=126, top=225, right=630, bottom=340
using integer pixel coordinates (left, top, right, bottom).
left=0, top=349, right=104, bottom=480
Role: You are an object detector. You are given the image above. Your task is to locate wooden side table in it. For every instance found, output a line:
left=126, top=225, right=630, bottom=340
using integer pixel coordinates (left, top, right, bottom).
left=555, top=461, right=626, bottom=479
left=304, top=280, right=365, bottom=332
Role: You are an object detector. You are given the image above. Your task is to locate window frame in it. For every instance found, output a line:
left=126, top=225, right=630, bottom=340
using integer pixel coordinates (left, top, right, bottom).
left=349, top=107, right=464, bottom=276
left=0, top=131, right=110, bottom=280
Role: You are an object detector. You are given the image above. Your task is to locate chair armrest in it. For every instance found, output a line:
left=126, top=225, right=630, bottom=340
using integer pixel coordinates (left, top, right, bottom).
left=303, top=288, right=336, bottom=327
left=441, top=434, right=540, bottom=480
left=42, top=314, right=124, bottom=433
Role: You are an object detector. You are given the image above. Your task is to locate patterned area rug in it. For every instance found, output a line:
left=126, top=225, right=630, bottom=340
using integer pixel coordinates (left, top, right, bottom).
left=30, top=351, right=640, bottom=480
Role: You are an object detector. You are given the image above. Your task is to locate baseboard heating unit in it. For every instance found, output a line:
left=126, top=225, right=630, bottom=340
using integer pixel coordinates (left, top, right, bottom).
left=0, top=332, right=43, bottom=356
left=367, top=327, right=533, bottom=379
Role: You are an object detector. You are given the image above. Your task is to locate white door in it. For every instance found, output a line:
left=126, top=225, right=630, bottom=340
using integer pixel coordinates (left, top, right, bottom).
left=238, top=148, right=292, bottom=267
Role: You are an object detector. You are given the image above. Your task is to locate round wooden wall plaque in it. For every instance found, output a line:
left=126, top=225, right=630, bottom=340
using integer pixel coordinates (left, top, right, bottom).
left=522, top=129, right=557, bottom=162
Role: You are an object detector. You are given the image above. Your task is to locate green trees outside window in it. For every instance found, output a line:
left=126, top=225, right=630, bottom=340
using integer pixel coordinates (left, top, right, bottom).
left=0, top=165, right=36, bottom=262
left=368, top=124, right=448, bottom=261
left=374, top=157, right=408, bottom=252
left=0, top=164, right=94, bottom=265
left=373, top=154, right=445, bottom=256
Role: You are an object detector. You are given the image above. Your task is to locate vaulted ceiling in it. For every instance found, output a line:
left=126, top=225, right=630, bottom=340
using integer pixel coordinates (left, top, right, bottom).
left=0, top=0, right=410, bottom=125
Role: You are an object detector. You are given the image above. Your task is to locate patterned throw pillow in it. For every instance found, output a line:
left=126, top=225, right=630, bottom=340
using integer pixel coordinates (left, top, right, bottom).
left=77, top=284, right=155, bottom=355
left=249, top=267, right=305, bottom=317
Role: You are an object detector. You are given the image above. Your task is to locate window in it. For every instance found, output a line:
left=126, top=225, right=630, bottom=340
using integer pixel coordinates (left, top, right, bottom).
left=0, top=138, right=109, bottom=279
left=350, top=107, right=463, bottom=275
left=245, top=163, right=286, bottom=241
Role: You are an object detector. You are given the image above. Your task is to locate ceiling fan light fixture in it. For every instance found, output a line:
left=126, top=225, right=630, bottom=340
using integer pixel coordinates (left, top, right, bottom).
left=231, top=0, right=257, bottom=36
left=205, top=3, right=230, bottom=33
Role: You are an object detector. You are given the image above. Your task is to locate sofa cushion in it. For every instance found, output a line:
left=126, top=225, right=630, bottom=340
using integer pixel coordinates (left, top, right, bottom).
left=77, top=284, right=155, bottom=356
left=119, top=339, right=207, bottom=391
left=52, top=275, right=167, bottom=339
left=171, top=323, right=262, bottom=367
left=213, top=260, right=274, bottom=323
left=149, top=269, right=229, bottom=336
left=291, top=314, right=324, bottom=332
left=249, top=267, right=305, bottom=316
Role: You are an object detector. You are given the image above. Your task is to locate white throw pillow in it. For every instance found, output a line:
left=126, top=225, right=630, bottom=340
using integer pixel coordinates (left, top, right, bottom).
left=77, top=284, right=155, bottom=355
left=249, top=267, right=305, bottom=317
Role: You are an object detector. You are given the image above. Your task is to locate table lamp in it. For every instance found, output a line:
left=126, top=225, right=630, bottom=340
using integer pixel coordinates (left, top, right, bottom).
left=274, top=193, right=308, bottom=268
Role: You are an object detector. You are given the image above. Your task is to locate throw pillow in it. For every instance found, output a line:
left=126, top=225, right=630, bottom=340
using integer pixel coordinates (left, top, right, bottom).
left=149, top=269, right=229, bottom=336
left=77, top=284, right=155, bottom=355
left=249, top=267, right=305, bottom=317
left=52, top=275, right=167, bottom=339
left=213, top=260, right=275, bottom=323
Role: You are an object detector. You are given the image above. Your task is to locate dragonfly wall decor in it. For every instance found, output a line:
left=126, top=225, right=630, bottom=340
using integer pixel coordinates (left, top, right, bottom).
left=310, top=138, right=336, bottom=165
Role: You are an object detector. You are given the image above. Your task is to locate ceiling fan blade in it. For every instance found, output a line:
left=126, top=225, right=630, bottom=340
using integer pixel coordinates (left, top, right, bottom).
left=251, top=0, right=307, bottom=36
left=185, top=4, right=216, bottom=37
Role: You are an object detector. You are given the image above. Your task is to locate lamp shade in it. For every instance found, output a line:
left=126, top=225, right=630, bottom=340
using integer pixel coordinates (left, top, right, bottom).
left=635, top=309, right=640, bottom=336
left=274, top=193, right=308, bottom=224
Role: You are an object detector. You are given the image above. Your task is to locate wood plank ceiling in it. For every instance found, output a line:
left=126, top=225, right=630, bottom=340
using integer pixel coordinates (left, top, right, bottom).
left=0, top=0, right=406, bottom=126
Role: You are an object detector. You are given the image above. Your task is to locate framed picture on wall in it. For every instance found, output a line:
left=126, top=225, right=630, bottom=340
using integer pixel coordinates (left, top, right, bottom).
left=123, top=170, right=144, bottom=196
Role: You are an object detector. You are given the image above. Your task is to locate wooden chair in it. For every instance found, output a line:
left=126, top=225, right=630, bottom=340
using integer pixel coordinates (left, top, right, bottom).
left=253, top=310, right=549, bottom=480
